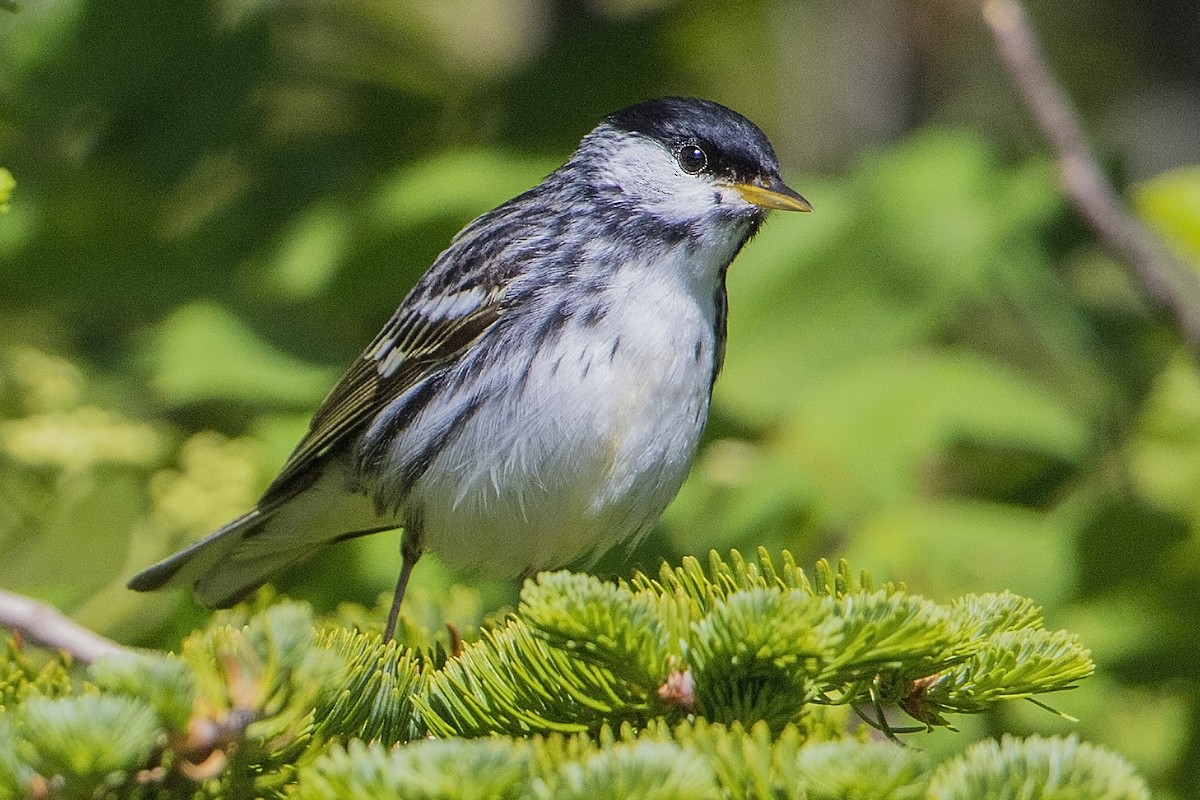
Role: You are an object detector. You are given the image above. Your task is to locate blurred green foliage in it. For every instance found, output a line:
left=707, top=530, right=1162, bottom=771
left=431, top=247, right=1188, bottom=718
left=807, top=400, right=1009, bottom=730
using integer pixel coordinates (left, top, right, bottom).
left=1, top=0, right=1199, bottom=796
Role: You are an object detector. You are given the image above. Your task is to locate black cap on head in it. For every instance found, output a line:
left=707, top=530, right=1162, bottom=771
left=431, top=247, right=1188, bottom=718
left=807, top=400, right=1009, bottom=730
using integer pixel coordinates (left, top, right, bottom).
left=605, top=97, right=782, bottom=183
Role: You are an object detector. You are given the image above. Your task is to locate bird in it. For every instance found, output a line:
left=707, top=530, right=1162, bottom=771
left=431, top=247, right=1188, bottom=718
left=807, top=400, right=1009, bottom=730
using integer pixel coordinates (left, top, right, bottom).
left=128, top=97, right=811, bottom=640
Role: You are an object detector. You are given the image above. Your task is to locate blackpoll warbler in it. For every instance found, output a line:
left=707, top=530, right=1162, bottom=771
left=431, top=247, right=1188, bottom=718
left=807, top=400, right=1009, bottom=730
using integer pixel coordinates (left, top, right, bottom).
left=129, top=97, right=811, bottom=639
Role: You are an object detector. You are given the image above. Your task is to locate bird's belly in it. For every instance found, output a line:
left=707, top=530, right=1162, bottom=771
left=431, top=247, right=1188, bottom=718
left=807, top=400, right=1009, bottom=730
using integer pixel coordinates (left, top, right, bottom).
left=406, top=304, right=716, bottom=575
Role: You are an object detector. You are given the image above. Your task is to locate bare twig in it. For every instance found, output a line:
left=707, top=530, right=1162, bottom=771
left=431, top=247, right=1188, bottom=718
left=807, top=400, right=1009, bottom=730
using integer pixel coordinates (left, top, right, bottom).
left=983, top=0, right=1200, bottom=354
left=0, top=588, right=128, bottom=663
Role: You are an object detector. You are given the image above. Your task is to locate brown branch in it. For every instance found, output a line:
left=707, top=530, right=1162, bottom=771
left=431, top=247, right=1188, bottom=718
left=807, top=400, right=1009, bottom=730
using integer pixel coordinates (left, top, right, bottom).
left=0, top=588, right=128, bottom=663
left=982, top=0, right=1200, bottom=354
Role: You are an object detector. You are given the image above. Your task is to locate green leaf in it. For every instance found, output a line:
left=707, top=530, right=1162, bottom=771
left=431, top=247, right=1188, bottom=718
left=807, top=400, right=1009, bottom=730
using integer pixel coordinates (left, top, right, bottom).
left=795, top=739, right=930, bottom=800
left=313, top=629, right=423, bottom=745
left=372, top=150, right=557, bottom=229
left=296, top=738, right=530, bottom=800
left=181, top=601, right=349, bottom=786
left=143, top=302, right=337, bottom=407
left=1129, top=352, right=1200, bottom=530
left=265, top=201, right=354, bottom=301
left=669, top=719, right=800, bottom=800
left=0, top=719, right=32, bottom=799
left=0, top=169, right=12, bottom=213
left=949, top=592, right=1044, bottom=640
left=534, top=740, right=720, bottom=800
left=417, top=619, right=648, bottom=737
left=0, top=637, right=73, bottom=711
left=686, top=588, right=824, bottom=728
left=932, top=629, right=1093, bottom=712
left=928, top=734, right=1150, bottom=800
left=1133, top=165, right=1200, bottom=270
left=520, top=571, right=678, bottom=686
left=820, top=590, right=961, bottom=684
left=633, top=550, right=818, bottom=611
left=88, top=650, right=195, bottom=730
left=17, top=695, right=160, bottom=796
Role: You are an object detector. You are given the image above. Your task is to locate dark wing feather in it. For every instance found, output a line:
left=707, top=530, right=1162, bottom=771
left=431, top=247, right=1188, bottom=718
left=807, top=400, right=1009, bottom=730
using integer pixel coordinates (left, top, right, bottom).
left=259, top=289, right=503, bottom=506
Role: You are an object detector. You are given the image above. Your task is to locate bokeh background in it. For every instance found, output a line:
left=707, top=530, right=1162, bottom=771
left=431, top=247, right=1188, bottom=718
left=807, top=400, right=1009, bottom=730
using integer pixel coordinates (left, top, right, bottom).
left=2, top=0, right=1199, bottom=794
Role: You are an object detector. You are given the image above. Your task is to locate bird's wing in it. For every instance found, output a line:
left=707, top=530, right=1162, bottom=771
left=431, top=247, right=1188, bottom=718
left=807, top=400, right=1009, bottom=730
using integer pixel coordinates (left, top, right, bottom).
left=259, top=284, right=504, bottom=507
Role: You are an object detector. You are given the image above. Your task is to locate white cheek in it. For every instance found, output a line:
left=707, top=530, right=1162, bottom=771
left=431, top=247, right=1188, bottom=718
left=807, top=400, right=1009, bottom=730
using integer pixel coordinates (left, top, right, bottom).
left=602, top=137, right=681, bottom=196
left=600, top=136, right=750, bottom=220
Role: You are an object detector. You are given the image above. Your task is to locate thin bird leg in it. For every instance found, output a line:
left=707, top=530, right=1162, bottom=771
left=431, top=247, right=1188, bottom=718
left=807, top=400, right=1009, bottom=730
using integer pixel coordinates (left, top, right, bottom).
left=383, top=535, right=423, bottom=642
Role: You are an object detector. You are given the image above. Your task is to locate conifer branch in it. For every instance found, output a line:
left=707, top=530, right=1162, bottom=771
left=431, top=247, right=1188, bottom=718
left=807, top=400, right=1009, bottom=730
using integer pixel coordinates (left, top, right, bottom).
left=0, top=553, right=1137, bottom=798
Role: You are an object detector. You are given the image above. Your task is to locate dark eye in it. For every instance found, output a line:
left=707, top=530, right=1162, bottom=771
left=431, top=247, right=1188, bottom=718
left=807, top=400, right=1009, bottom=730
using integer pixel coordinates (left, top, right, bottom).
left=677, top=144, right=708, bottom=174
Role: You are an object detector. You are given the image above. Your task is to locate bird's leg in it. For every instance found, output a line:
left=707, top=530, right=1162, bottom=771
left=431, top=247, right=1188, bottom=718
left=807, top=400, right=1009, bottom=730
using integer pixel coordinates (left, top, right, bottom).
left=383, top=534, right=423, bottom=642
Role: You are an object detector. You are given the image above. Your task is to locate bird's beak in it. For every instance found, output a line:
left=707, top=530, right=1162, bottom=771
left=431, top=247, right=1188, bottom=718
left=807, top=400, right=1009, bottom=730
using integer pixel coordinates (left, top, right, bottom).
left=729, top=178, right=813, bottom=212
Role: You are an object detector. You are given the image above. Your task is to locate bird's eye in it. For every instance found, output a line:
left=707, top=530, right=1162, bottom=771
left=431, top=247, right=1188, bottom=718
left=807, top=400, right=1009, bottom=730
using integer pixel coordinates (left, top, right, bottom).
left=677, top=144, right=708, bottom=175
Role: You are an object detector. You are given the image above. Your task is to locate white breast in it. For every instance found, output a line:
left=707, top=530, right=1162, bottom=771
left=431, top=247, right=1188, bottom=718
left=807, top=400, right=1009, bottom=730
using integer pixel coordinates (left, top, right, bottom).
left=405, top=243, right=727, bottom=575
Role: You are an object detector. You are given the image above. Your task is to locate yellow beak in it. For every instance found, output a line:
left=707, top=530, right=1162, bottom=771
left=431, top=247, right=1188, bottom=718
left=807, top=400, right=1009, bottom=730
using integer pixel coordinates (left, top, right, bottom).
left=730, top=179, right=813, bottom=212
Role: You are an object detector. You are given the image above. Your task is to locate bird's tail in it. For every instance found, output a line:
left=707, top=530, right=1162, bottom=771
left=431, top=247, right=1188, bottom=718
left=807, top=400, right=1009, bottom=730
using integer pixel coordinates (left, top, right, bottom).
left=129, top=467, right=394, bottom=608
left=127, top=509, right=323, bottom=608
